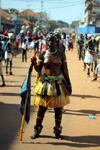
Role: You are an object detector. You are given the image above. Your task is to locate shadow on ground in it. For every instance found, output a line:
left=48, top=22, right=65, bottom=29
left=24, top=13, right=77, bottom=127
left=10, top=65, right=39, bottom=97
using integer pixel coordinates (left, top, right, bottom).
left=71, top=94, right=100, bottom=99
left=22, top=135, right=100, bottom=148
left=47, top=108, right=100, bottom=117
left=0, top=92, right=34, bottom=97
left=0, top=102, right=34, bottom=150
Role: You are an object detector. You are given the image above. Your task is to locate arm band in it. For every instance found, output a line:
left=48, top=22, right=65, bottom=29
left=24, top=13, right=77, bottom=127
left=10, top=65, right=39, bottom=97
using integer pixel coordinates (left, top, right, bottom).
left=68, top=85, right=72, bottom=87
left=38, top=59, right=43, bottom=62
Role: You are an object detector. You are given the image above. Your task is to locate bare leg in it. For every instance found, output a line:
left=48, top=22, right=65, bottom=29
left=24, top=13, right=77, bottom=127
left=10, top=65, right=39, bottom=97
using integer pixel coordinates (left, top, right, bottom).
left=54, top=107, right=63, bottom=140
left=30, top=106, right=47, bottom=139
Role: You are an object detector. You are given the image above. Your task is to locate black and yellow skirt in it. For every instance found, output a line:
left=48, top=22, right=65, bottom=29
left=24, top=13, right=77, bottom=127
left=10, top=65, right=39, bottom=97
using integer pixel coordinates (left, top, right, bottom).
left=34, top=74, right=70, bottom=108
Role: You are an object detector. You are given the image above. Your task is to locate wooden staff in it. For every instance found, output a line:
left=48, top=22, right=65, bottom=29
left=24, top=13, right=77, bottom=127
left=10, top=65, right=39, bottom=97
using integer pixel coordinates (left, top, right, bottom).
left=33, top=43, right=43, bottom=111
left=20, top=51, right=37, bottom=141
left=20, top=67, right=33, bottom=141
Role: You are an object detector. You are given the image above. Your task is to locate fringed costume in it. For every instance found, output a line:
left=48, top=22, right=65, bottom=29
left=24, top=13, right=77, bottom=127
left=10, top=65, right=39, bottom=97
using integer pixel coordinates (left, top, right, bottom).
left=34, top=74, right=70, bottom=108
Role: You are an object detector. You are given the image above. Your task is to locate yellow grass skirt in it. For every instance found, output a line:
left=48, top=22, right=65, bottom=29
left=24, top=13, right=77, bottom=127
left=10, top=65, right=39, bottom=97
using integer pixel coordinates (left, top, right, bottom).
left=34, top=75, right=70, bottom=108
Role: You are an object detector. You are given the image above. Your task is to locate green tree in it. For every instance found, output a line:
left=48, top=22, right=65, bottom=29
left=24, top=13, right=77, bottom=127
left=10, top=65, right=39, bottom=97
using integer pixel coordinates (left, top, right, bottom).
left=71, top=21, right=80, bottom=28
left=57, top=20, right=69, bottom=28
left=4, top=9, right=9, bottom=13
left=48, top=20, right=57, bottom=31
left=4, top=8, right=19, bottom=14
left=20, top=15, right=36, bottom=23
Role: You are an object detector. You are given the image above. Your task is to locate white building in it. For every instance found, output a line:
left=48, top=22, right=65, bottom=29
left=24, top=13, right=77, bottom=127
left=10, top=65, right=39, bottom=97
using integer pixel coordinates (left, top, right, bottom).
left=84, top=0, right=100, bottom=27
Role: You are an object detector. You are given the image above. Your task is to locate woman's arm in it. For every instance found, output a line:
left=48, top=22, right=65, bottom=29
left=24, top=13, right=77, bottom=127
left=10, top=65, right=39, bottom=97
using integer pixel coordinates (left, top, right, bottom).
left=31, top=52, right=44, bottom=73
left=61, top=52, right=72, bottom=94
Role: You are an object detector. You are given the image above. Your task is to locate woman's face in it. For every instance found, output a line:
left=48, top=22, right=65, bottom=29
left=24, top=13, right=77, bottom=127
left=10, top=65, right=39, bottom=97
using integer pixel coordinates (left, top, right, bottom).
left=47, top=36, right=56, bottom=48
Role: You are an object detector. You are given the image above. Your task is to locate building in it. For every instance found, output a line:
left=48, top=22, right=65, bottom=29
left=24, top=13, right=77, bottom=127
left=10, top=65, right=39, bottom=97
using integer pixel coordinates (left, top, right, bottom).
left=84, top=0, right=100, bottom=27
left=10, top=13, right=24, bottom=33
left=1, top=9, right=15, bottom=32
left=18, top=9, right=47, bottom=27
left=18, top=9, right=40, bottom=22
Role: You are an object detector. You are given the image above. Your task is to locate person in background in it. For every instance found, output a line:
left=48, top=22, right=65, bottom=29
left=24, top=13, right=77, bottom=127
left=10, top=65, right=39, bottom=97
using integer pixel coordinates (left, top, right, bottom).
left=34, top=34, right=40, bottom=56
left=72, top=33, right=76, bottom=45
left=77, top=33, right=85, bottom=60
left=54, top=32, right=65, bottom=53
left=0, top=42, right=6, bottom=86
left=84, top=34, right=96, bottom=77
left=39, top=35, right=46, bottom=53
left=16, top=38, right=20, bottom=52
left=66, top=35, right=70, bottom=51
left=25, top=34, right=29, bottom=49
left=1, top=37, right=7, bottom=60
left=5, top=38, right=14, bottom=75
left=68, top=33, right=73, bottom=51
left=92, top=36, right=100, bottom=81
left=21, top=38, right=27, bottom=62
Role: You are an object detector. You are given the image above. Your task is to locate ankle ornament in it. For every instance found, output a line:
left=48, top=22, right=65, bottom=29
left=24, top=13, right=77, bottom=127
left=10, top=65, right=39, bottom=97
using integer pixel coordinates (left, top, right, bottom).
left=34, top=125, right=43, bottom=133
left=53, top=126, right=62, bottom=134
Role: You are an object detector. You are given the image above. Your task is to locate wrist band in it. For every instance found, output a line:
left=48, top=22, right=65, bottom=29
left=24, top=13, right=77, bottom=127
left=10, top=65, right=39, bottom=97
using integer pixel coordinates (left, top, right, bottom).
left=68, top=85, right=72, bottom=87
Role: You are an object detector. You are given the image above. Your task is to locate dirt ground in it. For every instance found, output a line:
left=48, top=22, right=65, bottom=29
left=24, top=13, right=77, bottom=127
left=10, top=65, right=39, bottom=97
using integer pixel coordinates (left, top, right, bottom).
left=0, top=46, right=100, bottom=150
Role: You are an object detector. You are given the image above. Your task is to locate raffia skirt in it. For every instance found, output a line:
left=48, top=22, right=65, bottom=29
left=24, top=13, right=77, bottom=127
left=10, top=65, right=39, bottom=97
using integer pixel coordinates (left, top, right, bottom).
left=34, top=75, right=70, bottom=108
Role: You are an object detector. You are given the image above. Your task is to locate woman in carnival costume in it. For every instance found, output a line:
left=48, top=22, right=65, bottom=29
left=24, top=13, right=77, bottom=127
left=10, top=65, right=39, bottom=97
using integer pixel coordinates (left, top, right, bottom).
left=30, top=33, right=72, bottom=140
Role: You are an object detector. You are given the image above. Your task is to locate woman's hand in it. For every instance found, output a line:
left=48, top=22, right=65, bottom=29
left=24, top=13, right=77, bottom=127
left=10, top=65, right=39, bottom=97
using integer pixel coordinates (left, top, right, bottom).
left=31, top=56, right=37, bottom=65
left=68, top=86, right=72, bottom=95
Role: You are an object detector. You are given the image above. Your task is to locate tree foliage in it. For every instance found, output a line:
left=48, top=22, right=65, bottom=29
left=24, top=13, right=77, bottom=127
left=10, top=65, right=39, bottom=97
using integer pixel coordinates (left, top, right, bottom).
left=21, top=15, right=37, bottom=23
left=4, top=8, right=19, bottom=14
left=71, top=21, right=80, bottom=28
left=57, top=20, right=69, bottom=28
left=48, top=20, right=57, bottom=32
left=47, top=20, right=69, bottom=31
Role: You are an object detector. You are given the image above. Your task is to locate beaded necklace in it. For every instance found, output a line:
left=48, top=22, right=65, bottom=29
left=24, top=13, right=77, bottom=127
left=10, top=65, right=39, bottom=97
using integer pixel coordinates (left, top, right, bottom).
left=48, top=49, right=57, bottom=54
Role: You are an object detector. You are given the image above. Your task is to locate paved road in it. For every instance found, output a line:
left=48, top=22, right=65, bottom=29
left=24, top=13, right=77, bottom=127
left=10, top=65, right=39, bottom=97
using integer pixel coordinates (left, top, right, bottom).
left=0, top=48, right=100, bottom=150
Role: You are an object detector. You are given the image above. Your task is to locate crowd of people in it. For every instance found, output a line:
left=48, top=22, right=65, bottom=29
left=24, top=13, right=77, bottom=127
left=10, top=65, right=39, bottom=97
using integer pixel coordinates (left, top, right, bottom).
left=77, top=32, right=100, bottom=81
left=0, top=31, right=47, bottom=87
left=0, top=30, right=76, bottom=87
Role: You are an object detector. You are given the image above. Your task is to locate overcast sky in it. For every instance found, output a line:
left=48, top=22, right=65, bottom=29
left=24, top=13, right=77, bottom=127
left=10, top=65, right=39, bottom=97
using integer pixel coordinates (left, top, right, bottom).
left=1, top=0, right=85, bottom=24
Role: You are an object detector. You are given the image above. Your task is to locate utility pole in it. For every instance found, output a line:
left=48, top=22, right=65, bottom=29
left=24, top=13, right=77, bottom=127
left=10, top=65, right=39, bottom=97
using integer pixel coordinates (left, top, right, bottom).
left=41, top=1, right=43, bottom=27
left=28, top=4, right=30, bottom=22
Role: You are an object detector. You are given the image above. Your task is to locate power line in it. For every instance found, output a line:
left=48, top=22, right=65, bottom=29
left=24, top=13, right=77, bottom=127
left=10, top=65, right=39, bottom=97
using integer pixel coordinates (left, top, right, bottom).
left=2, top=2, right=85, bottom=10
left=34, top=2, right=85, bottom=10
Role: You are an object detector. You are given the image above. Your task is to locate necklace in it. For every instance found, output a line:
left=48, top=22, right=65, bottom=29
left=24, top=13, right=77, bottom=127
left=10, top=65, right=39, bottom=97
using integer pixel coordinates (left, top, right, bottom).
left=48, top=49, right=57, bottom=54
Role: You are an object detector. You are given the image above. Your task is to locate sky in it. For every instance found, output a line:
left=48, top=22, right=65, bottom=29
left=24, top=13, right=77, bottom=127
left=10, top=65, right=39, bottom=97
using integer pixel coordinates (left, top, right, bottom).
left=1, top=0, right=85, bottom=24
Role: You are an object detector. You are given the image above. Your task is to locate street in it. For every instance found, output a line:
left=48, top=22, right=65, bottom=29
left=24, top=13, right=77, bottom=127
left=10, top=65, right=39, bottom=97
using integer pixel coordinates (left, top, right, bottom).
left=0, top=47, right=100, bottom=150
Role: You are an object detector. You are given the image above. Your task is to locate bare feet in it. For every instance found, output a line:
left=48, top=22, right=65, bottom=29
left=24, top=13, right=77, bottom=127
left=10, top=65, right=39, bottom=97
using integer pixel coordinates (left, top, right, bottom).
left=55, top=133, right=63, bottom=140
left=30, top=125, right=43, bottom=139
left=30, top=132, right=40, bottom=139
